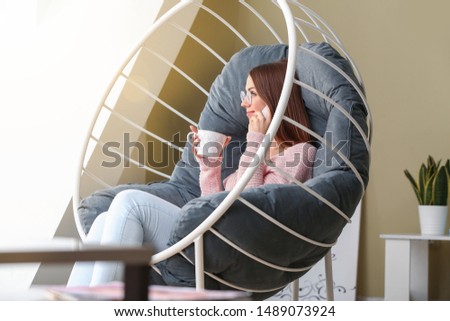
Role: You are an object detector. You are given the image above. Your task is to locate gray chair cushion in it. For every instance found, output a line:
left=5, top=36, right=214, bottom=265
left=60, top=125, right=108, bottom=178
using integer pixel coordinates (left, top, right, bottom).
left=159, top=43, right=369, bottom=298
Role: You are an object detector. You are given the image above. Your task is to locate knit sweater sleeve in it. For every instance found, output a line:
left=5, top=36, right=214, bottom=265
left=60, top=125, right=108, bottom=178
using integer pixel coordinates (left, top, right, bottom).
left=225, top=140, right=316, bottom=190
left=198, top=156, right=225, bottom=196
left=198, top=131, right=266, bottom=196
left=199, top=133, right=316, bottom=196
left=223, top=131, right=267, bottom=190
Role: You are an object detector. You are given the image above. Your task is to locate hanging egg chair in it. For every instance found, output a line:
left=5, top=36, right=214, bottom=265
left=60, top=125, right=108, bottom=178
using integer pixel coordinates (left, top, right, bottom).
left=73, top=0, right=372, bottom=300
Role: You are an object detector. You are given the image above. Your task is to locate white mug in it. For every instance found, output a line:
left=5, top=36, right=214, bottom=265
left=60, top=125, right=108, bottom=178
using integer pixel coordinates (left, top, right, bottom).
left=187, top=129, right=227, bottom=157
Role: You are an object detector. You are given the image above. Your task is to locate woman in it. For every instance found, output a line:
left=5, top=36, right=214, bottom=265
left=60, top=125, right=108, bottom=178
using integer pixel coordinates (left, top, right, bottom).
left=195, top=59, right=315, bottom=196
left=67, top=59, right=316, bottom=287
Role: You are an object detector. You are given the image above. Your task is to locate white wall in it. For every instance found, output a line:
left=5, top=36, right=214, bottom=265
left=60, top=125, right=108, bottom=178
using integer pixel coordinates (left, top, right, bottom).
left=0, top=0, right=164, bottom=292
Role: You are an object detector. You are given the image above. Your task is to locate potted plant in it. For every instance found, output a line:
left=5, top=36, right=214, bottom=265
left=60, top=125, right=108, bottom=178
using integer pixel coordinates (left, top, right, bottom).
left=404, top=156, right=449, bottom=235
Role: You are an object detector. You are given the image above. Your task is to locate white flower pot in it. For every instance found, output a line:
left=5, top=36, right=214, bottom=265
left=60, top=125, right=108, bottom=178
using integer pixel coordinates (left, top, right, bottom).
left=418, top=205, right=448, bottom=235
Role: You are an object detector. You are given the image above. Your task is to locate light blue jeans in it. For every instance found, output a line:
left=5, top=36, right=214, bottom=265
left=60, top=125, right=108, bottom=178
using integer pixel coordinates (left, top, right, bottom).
left=67, top=190, right=181, bottom=286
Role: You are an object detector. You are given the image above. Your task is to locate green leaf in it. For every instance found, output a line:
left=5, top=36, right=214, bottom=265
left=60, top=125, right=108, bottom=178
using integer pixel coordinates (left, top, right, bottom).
left=424, top=178, right=434, bottom=205
left=418, top=164, right=426, bottom=197
left=427, top=156, right=432, bottom=167
left=446, top=159, right=450, bottom=204
left=427, top=156, right=435, bottom=171
left=404, top=169, right=422, bottom=204
left=423, top=170, right=437, bottom=205
left=432, top=166, right=448, bottom=206
left=427, top=158, right=439, bottom=179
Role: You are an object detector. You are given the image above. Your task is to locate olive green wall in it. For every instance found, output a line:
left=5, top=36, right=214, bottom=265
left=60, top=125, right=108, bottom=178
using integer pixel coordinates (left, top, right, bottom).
left=155, top=0, right=450, bottom=300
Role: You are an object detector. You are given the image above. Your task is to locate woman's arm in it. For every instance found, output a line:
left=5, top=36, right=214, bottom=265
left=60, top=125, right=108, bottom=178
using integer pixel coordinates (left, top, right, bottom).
left=199, top=132, right=266, bottom=195
left=224, top=141, right=316, bottom=190
left=199, top=134, right=316, bottom=195
left=224, top=131, right=267, bottom=190
left=198, top=157, right=225, bottom=196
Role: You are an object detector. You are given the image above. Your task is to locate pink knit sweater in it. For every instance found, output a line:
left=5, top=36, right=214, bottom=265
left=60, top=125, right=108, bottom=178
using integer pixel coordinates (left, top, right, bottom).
left=198, top=131, right=316, bottom=196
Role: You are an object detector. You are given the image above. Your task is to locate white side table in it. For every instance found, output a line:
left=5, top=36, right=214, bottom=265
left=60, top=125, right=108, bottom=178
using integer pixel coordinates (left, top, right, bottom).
left=380, top=233, right=450, bottom=301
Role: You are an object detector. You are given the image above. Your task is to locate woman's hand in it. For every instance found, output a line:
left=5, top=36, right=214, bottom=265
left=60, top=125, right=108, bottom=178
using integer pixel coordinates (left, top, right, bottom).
left=189, top=125, right=199, bottom=147
left=189, top=125, right=231, bottom=159
left=248, top=108, right=271, bottom=134
left=189, top=125, right=202, bottom=159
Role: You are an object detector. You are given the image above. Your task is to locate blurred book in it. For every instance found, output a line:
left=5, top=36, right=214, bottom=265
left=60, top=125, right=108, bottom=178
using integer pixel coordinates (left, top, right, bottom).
left=47, top=282, right=250, bottom=301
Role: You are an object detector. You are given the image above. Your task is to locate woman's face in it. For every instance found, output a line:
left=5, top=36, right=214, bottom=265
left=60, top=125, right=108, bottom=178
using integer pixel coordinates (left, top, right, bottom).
left=241, top=75, right=267, bottom=118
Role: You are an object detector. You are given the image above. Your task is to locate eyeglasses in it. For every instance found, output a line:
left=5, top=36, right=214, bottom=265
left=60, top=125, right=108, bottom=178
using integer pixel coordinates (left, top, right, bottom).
left=240, top=90, right=252, bottom=105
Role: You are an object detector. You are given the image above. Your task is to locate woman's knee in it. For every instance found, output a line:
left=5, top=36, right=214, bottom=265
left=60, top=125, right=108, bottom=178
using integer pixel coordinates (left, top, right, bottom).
left=109, top=189, right=180, bottom=224
left=111, top=190, right=153, bottom=211
left=108, top=189, right=157, bottom=221
left=114, top=189, right=150, bottom=204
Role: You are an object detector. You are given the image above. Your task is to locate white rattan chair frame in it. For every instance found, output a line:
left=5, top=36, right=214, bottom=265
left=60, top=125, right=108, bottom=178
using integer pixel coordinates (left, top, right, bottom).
left=73, top=0, right=372, bottom=300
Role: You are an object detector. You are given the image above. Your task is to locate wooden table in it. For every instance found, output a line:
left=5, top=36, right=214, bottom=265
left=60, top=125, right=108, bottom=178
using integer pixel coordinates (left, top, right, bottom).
left=0, top=245, right=153, bottom=300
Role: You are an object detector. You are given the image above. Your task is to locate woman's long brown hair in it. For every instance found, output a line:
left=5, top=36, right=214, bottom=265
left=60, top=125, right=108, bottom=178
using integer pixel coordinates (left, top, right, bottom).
left=249, top=59, right=312, bottom=147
